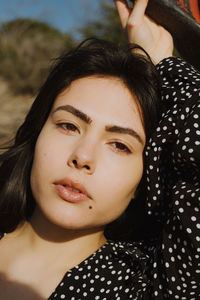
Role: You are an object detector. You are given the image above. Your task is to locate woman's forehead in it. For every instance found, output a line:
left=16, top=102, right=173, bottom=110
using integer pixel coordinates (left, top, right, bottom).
left=54, top=76, right=138, bottom=111
left=55, top=76, right=136, bottom=109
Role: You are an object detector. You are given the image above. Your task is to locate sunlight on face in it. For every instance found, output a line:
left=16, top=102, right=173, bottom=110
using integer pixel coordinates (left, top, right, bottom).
left=30, top=76, right=146, bottom=231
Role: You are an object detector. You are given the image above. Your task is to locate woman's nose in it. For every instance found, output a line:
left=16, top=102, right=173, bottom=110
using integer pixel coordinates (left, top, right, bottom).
left=67, top=140, right=96, bottom=174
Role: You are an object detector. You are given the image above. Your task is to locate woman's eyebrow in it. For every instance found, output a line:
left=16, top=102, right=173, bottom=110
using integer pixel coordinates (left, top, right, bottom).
left=105, top=125, right=144, bottom=146
left=52, top=105, right=92, bottom=124
left=52, top=105, right=144, bottom=145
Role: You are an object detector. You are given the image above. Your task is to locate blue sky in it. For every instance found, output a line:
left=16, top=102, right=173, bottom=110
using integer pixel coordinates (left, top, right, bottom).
left=0, top=0, right=101, bottom=37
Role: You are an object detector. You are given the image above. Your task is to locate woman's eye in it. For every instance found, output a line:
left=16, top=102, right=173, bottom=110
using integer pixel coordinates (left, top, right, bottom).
left=57, top=122, right=79, bottom=133
left=111, top=142, right=131, bottom=154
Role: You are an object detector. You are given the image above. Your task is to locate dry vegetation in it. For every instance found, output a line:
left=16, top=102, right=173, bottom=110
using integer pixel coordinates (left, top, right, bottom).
left=0, top=79, right=33, bottom=145
left=0, top=18, right=75, bottom=146
left=0, top=19, right=75, bottom=95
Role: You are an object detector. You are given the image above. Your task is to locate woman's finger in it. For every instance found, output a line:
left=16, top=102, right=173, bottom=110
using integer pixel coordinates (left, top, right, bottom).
left=129, top=0, right=148, bottom=25
left=114, top=0, right=131, bottom=29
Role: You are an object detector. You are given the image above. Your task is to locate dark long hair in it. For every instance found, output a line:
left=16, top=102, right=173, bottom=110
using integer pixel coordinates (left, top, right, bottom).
left=0, top=39, right=161, bottom=238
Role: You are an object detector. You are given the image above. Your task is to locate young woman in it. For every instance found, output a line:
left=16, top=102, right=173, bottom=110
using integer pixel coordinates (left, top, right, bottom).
left=0, top=0, right=199, bottom=299
left=115, top=0, right=200, bottom=299
left=0, top=37, right=161, bottom=299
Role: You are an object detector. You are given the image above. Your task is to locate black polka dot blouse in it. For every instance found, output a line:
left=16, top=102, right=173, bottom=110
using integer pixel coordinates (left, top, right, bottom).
left=1, top=58, right=200, bottom=299
left=48, top=240, right=148, bottom=299
left=142, top=57, right=200, bottom=299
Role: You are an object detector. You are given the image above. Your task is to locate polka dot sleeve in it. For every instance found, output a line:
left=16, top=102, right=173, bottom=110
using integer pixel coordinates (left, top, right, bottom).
left=144, top=58, right=200, bottom=299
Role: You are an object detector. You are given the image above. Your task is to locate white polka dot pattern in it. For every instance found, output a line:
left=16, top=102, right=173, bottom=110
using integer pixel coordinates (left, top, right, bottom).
left=48, top=240, right=148, bottom=299
left=143, top=57, right=200, bottom=298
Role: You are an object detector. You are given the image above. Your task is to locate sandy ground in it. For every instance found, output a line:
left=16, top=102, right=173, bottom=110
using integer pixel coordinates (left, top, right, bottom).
left=0, top=79, right=34, bottom=146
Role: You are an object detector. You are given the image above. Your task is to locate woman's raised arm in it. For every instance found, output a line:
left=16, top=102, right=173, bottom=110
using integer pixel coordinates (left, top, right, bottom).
left=114, top=0, right=173, bottom=64
left=115, top=1, right=200, bottom=298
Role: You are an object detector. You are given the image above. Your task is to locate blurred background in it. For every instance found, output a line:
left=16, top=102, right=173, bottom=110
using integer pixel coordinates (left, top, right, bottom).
left=0, top=0, right=127, bottom=145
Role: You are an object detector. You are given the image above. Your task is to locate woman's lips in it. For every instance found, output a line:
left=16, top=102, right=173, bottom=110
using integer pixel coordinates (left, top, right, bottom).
left=54, top=178, right=91, bottom=203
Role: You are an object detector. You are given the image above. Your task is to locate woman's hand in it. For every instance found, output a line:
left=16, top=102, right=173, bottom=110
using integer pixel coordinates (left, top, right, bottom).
left=114, top=0, right=174, bottom=64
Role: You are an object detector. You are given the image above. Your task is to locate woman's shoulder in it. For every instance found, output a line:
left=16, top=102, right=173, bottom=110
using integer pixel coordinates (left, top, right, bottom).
left=81, top=239, right=149, bottom=276
left=50, top=240, right=149, bottom=299
left=105, top=240, right=148, bottom=264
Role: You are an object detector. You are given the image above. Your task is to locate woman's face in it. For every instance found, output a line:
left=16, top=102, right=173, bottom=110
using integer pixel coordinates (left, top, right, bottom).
left=30, top=76, right=146, bottom=231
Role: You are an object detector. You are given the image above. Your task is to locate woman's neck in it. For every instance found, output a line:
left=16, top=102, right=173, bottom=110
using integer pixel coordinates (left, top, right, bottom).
left=8, top=208, right=106, bottom=272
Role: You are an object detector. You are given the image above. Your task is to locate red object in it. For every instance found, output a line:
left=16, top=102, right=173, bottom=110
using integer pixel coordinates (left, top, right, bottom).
left=142, top=0, right=200, bottom=69
left=129, top=0, right=200, bottom=69
left=176, top=0, right=200, bottom=23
